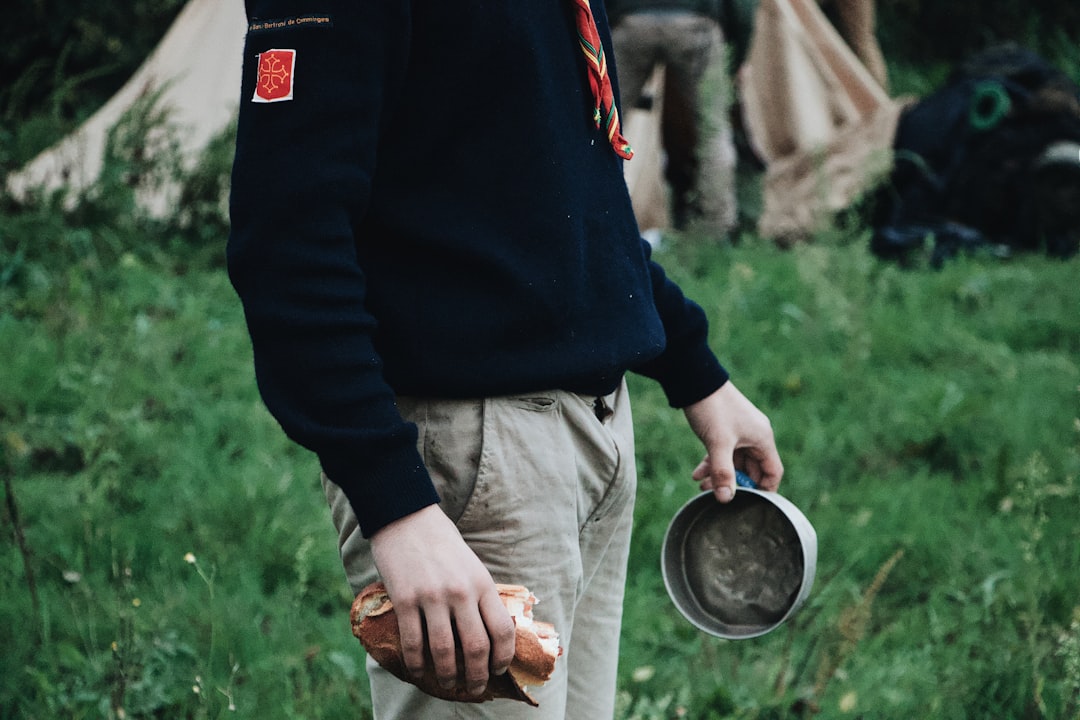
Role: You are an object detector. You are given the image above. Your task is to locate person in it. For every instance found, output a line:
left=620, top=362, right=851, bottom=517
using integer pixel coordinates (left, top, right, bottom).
left=227, top=2, right=783, bottom=719
left=608, top=0, right=739, bottom=235
left=820, top=0, right=889, bottom=91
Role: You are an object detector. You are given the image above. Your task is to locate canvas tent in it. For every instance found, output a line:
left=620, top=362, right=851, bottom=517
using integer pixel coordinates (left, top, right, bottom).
left=737, top=0, right=904, bottom=242
left=5, top=0, right=247, bottom=214
left=621, top=69, right=672, bottom=236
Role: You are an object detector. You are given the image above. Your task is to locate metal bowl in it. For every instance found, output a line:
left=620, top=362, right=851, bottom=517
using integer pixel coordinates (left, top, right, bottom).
left=661, top=485, right=817, bottom=639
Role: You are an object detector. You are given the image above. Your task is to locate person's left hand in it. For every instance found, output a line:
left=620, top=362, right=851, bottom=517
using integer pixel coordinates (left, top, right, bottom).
left=683, top=381, right=783, bottom=502
left=369, top=505, right=516, bottom=698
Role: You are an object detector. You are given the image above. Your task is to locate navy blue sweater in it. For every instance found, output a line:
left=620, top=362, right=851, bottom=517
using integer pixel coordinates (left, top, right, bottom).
left=228, top=0, right=729, bottom=537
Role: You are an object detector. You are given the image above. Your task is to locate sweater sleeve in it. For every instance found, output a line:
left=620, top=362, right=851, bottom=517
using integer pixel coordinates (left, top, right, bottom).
left=227, top=0, right=438, bottom=538
left=632, top=239, right=731, bottom=407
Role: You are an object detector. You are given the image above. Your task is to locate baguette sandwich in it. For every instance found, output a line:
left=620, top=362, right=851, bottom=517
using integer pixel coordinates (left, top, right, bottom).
left=350, top=581, right=562, bottom=706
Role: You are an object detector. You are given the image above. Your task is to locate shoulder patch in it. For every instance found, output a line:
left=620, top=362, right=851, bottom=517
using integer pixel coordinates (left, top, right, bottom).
left=253, top=49, right=296, bottom=103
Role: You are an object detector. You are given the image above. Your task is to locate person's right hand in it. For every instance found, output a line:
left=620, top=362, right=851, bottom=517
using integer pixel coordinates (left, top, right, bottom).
left=683, top=381, right=783, bottom=502
left=369, top=504, right=516, bottom=697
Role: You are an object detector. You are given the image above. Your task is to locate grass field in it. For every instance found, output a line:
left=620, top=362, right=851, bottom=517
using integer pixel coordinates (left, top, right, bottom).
left=3, top=55, right=1080, bottom=720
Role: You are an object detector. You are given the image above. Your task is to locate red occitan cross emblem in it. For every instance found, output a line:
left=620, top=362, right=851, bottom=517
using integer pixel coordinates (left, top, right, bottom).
left=253, top=49, right=295, bottom=103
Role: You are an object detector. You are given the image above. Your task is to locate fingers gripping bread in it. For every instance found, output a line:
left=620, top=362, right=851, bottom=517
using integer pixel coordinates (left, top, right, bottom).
left=350, top=581, right=563, bottom=706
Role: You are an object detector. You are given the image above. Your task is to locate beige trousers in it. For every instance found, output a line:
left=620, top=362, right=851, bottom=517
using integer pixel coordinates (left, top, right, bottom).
left=322, top=381, right=637, bottom=720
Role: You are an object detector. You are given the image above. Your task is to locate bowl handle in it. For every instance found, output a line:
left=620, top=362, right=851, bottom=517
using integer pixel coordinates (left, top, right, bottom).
left=735, top=470, right=758, bottom=489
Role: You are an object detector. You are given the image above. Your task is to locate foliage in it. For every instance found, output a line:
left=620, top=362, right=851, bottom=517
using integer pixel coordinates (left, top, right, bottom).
left=0, top=0, right=186, bottom=173
left=0, top=83, right=231, bottom=318
left=877, top=0, right=1080, bottom=66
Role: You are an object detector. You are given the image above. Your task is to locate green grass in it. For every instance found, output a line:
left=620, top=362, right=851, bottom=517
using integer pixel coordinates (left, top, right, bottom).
left=0, top=256, right=364, bottom=719
left=3, top=91, right=1080, bottom=720
left=620, top=237, right=1080, bottom=719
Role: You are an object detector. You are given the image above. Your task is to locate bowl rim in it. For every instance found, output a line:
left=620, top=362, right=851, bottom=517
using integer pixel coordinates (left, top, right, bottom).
left=661, top=487, right=818, bottom=639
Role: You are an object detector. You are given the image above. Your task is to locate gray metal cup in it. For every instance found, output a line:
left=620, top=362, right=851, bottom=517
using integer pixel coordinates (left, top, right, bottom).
left=661, top=481, right=817, bottom=639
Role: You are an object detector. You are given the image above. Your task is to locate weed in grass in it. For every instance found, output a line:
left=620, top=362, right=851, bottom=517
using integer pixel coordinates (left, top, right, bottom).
left=2, top=453, right=42, bottom=627
left=615, top=685, right=691, bottom=720
left=804, top=548, right=905, bottom=714
left=182, top=551, right=239, bottom=717
left=1057, top=609, right=1080, bottom=719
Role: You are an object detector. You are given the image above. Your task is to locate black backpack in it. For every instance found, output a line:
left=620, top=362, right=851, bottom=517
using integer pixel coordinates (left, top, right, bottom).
left=871, top=44, right=1080, bottom=266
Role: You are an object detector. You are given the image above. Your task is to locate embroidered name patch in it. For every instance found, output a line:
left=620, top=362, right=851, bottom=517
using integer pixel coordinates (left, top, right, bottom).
left=248, top=15, right=333, bottom=33
left=253, top=49, right=296, bottom=103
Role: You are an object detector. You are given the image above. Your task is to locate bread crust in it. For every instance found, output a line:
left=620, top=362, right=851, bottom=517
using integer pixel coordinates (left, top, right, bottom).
left=350, top=581, right=561, bottom=706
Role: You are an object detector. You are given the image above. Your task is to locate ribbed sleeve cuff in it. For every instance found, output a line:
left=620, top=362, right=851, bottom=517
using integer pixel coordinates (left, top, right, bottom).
left=320, top=443, right=440, bottom=539
left=645, top=339, right=730, bottom=408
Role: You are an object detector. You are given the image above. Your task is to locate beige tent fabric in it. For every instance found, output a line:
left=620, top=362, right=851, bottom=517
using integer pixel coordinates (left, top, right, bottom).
left=824, top=0, right=888, bottom=93
left=738, top=0, right=904, bottom=242
left=622, top=67, right=671, bottom=235
left=5, top=0, right=246, bottom=214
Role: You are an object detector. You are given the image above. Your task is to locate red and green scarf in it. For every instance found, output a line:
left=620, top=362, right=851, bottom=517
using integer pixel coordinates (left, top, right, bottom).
left=570, top=0, right=634, bottom=160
